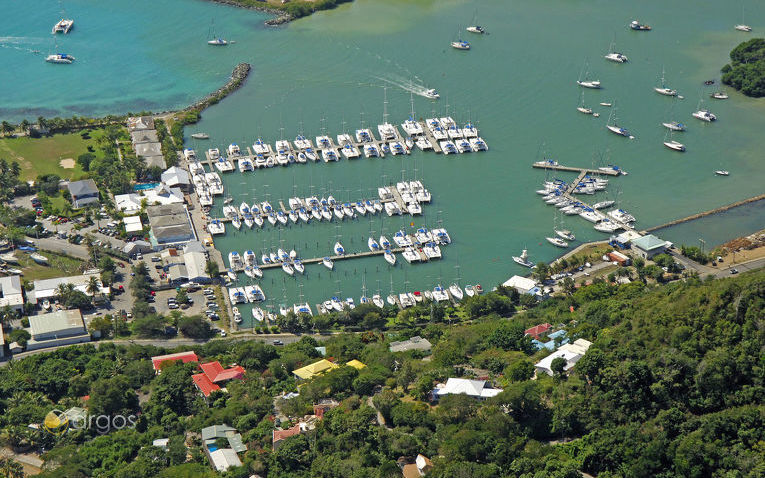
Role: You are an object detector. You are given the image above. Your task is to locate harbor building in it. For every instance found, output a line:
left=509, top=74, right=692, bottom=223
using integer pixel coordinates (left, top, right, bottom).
left=28, top=273, right=109, bottom=305
left=25, top=309, right=90, bottom=350
left=146, top=204, right=196, bottom=249
left=630, top=234, right=669, bottom=260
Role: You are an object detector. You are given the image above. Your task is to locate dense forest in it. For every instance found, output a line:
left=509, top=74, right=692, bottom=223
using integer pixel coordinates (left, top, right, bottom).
left=721, top=38, right=765, bottom=97
left=0, top=270, right=762, bottom=477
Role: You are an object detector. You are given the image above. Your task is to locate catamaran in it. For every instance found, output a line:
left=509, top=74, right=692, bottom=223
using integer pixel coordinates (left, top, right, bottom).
left=46, top=53, right=75, bottom=64
left=52, top=18, right=74, bottom=34
left=692, top=108, right=717, bottom=122
left=604, top=42, right=628, bottom=63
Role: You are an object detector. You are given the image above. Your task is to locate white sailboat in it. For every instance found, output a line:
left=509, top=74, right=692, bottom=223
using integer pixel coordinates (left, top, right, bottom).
left=663, top=130, right=686, bottom=152
left=576, top=61, right=602, bottom=89
left=654, top=67, right=680, bottom=97
left=605, top=106, right=634, bottom=138
left=735, top=5, right=753, bottom=31
left=604, top=41, right=628, bottom=63
left=207, top=19, right=228, bottom=45
left=576, top=92, right=593, bottom=115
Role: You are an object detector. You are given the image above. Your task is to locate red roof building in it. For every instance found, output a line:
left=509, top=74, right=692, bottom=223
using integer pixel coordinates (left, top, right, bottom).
left=151, top=351, right=199, bottom=373
left=192, top=361, right=246, bottom=397
left=524, top=323, right=552, bottom=340
left=272, top=423, right=302, bottom=450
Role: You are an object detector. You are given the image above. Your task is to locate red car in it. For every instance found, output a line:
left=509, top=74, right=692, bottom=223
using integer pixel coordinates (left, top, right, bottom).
left=118, top=262, right=125, bottom=268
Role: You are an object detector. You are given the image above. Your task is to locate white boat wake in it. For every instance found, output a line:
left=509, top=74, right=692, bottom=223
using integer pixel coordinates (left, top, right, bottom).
left=373, top=73, right=437, bottom=99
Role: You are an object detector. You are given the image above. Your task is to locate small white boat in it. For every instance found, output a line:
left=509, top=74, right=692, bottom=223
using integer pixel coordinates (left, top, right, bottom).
left=384, top=250, right=396, bottom=266
left=451, top=40, right=470, bottom=50
left=577, top=80, right=602, bottom=89
left=323, top=257, right=334, bottom=270
left=710, top=91, right=729, bottom=99
left=512, top=249, right=535, bottom=268
left=664, top=140, right=686, bottom=152
left=600, top=102, right=612, bottom=107
left=233, top=307, right=242, bottom=323
left=191, top=133, right=209, bottom=139
left=735, top=24, right=752, bottom=32
left=424, top=88, right=440, bottom=99
left=208, top=38, right=228, bottom=46
left=604, top=52, right=628, bottom=63
left=334, top=242, right=345, bottom=255
left=466, top=25, right=485, bottom=34
left=372, top=294, right=384, bottom=308
left=30, top=253, right=49, bottom=264
left=46, top=53, right=75, bottom=64
left=555, top=229, right=575, bottom=241
left=662, top=121, right=686, bottom=131
left=546, top=236, right=569, bottom=248
left=630, top=20, right=652, bottom=31
left=715, top=170, right=730, bottom=176
left=282, top=262, right=294, bottom=276
left=368, top=237, right=380, bottom=252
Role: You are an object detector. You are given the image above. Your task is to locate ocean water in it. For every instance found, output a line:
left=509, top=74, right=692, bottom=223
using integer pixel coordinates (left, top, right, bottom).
left=4, top=0, right=765, bottom=321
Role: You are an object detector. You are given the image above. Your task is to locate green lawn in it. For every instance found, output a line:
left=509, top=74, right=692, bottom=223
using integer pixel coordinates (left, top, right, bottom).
left=0, top=131, right=106, bottom=181
left=12, top=250, right=85, bottom=282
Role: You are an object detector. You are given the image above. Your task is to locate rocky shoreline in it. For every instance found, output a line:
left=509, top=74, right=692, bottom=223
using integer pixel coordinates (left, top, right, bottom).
left=202, top=0, right=293, bottom=26
left=179, top=62, right=252, bottom=115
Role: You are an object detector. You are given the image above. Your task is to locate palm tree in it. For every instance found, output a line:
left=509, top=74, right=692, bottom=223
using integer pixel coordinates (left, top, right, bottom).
left=19, top=120, right=30, bottom=134
left=0, top=305, right=15, bottom=328
left=56, top=283, right=75, bottom=304
left=86, top=276, right=101, bottom=305
left=1, top=121, right=14, bottom=136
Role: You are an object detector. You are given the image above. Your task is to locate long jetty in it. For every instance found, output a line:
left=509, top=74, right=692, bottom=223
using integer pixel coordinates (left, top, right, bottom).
left=532, top=161, right=621, bottom=176
left=644, top=193, right=765, bottom=233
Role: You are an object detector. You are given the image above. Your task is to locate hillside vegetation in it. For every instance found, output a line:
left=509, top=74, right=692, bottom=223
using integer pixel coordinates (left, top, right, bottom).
left=722, top=38, right=765, bottom=97
left=0, top=271, right=761, bottom=477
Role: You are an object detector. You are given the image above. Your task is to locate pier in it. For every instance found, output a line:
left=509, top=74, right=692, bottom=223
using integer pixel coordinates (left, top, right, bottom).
left=257, top=247, right=408, bottom=270
left=532, top=161, right=621, bottom=176
left=643, top=194, right=765, bottom=233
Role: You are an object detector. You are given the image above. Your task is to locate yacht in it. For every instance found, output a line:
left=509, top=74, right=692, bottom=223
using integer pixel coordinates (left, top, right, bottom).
left=368, top=237, right=380, bottom=252
left=546, top=236, right=569, bottom=248
left=630, top=20, right=652, bottom=30
left=402, top=248, right=420, bottom=263
left=607, top=124, right=630, bottom=137
left=334, top=242, right=345, bottom=255
left=384, top=250, right=396, bottom=265
left=207, top=219, right=225, bottom=235
left=451, top=40, right=470, bottom=50
left=592, top=200, right=615, bottom=210
left=281, top=262, right=294, bottom=276
left=735, top=24, right=752, bottom=32
left=469, top=137, right=488, bottom=151
left=424, top=88, right=440, bottom=99
left=230, top=216, right=242, bottom=230
left=512, top=249, right=535, bottom=268
left=293, top=260, right=305, bottom=274
left=594, top=220, right=621, bottom=233
left=423, top=242, right=442, bottom=259
left=466, top=25, right=485, bottom=34
left=604, top=51, right=628, bottom=63
left=322, top=257, right=334, bottom=270
left=577, top=79, right=602, bottom=89
left=662, top=121, right=686, bottom=131
left=208, top=37, right=228, bottom=46
left=449, top=284, right=464, bottom=300
left=46, top=53, right=75, bottom=64
left=692, top=109, right=717, bottom=122
left=355, top=128, right=373, bottom=143
left=710, top=91, right=729, bottom=99
left=52, top=18, right=75, bottom=34
left=715, top=170, right=730, bottom=176
left=432, top=286, right=450, bottom=302
left=372, top=294, right=384, bottom=308
left=228, top=251, right=244, bottom=271
left=555, top=229, right=575, bottom=241
left=664, top=139, right=686, bottom=152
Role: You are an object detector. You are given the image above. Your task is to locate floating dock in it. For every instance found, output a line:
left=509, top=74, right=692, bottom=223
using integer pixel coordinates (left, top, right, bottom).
left=532, top=161, right=621, bottom=176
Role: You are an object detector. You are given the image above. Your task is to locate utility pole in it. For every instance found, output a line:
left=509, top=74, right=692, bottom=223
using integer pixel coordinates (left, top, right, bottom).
left=698, top=238, right=706, bottom=255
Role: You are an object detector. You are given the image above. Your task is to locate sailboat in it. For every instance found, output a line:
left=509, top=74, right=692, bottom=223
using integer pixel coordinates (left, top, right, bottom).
left=577, top=60, right=602, bottom=89
left=692, top=99, right=717, bottom=122
left=604, top=41, right=628, bottom=63
left=654, top=67, right=681, bottom=98
left=512, top=249, right=535, bottom=268
left=576, top=92, right=593, bottom=115
left=605, top=105, right=633, bottom=138
left=466, top=10, right=485, bottom=34
left=735, top=5, right=753, bottom=31
left=46, top=36, right=74, bottom=64
left=546, top=236, right=569, bottom=248
left=207, top=19, right=228, bottom=45
left=386, top=275, right=397, bottom=305
left=554, top=213, right=576, bottom=241
left=663, top=130, right=686, bottom=152
left=710, top=89, right=729, bottom=100
left=451, top=27, right=471, bottom=50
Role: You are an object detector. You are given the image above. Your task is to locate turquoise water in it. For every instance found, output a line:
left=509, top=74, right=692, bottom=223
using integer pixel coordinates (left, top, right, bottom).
left=4, top=0, right=765, bottom=322
left=656, top=199, right=764, bottom=248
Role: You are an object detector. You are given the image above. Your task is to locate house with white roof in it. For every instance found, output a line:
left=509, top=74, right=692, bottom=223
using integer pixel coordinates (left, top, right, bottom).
left=0, top=275, right=25, bottom=312
left=434, top=378, right=503, bottom=400
left=503, top=275, right=544, bottom=297
left=161, top=166, right=191, bottom=191
left=123, top=215, right=143, bottom=236
left=534, top=339, right=593, bottom=376
left=631, top=234, right=669, bottom=260
left=25, top=309, right=90, bottom=350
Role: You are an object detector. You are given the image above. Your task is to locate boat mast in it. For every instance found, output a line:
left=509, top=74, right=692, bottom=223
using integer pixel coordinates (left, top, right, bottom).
left=383, top=87, right=389, bottom=125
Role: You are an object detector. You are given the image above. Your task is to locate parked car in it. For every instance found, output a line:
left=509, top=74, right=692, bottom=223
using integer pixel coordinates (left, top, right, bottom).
left=273, top=340, right=284, bottom=346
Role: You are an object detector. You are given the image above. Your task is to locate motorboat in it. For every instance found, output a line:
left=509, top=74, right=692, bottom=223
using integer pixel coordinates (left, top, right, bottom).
left=424, top=88, right=440, bottom=99
left=664, top=140, right=686, bottom=152
left=577, top=79, right=602, bottom=89
left=232, top=307, right=242, bottom=323
left=191, top=133, right=209, bottom=140
left=331, top=297, right=344, bottom=312
left=663, top=121, right=686, bottom=131
left=46, top=53, right=75, bottom=64
left=546, top=236, right=569, bottom=248
left=715, top=170, right=730, bottom=176
left=282, top=262, right=294, bottom=276
left=710, top=91, right=729, bottom=99
left=323, top=257, right=334, bottom=270
left=449, top=284, right=464, bottom=300
left=368, top=237, right=380, bottom=252
left=345, top=298, right=356, bottom=309
left=466, top=25, right=485, bottom=34
left=451, top=40, right=470, bottom=50
left=630, top=20, right=651, bottom=30
left=607, top=209, right=636, bottom=223
left=692, top=110, right=716, bottom=122
left=555, top=229, right=575, bottom=241
left=735, top=24, right=752, bottom=32
left=334, top=242, right=345, bottom=255
left=604, top=52, right=628, bottom=63
left=384, top=250, right=396, bottom=265
left=372, top=294, right=384, bottom=308
left=52, top=18, right=74, bottom=34
left=512, top=249, right=535, bottom=268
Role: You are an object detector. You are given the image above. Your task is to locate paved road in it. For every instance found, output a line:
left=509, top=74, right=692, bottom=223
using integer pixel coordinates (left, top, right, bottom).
left=4, top=333, right=330, bottom=363
left=34, top=236, right=91, bottom=260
